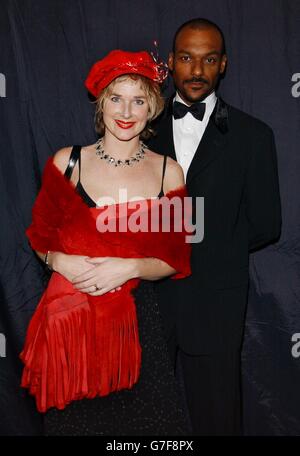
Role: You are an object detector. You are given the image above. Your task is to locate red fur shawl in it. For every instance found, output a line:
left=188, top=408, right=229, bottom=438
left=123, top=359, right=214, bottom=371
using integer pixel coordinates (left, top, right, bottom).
left=20, top=157, right=191, bottom=412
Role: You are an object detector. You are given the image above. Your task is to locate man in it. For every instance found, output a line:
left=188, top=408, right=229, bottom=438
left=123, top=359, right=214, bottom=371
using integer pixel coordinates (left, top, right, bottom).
left=149, top=18, right=281, bottom=435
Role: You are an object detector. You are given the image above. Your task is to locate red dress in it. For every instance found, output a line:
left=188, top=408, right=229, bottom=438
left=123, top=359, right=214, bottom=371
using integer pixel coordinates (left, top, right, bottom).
left=20, top=150, right=191, bottom=434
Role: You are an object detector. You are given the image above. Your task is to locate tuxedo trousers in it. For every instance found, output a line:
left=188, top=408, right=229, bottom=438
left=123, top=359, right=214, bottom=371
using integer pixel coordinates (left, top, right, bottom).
left=168, top=330, right=242, bottom=436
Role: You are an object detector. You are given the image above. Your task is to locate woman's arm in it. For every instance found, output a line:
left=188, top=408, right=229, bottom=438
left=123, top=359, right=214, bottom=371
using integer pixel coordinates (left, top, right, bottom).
left=34, top=251, right=66, bottom=271
left=130, top=257, right=176, bottom=281
left=34, top=250, right=98, bottom=284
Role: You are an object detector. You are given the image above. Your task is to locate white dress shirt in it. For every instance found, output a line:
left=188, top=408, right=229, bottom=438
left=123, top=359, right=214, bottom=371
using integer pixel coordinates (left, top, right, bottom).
left=173, top=91, right=217, bottom=180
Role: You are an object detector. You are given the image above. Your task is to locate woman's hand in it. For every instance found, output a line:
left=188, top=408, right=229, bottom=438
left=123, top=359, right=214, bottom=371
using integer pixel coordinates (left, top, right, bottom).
left=71, top=257, right=138, bottom=296
left=52, top=252, right=97, bottom=283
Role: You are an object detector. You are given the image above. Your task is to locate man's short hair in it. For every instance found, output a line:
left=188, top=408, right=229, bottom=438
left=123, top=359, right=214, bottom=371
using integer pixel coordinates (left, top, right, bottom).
left=173, top=18, right=226, bottom=55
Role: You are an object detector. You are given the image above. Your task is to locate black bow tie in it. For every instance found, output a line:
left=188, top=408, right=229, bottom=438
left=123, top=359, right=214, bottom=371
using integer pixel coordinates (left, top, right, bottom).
left=173, top=100, right=206, bottom=121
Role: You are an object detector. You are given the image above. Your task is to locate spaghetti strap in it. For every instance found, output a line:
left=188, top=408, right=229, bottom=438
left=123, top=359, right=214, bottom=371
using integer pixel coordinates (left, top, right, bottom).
left=64, top=145, right=82, bottom=181
left=157, top=154, right=167, bottom=198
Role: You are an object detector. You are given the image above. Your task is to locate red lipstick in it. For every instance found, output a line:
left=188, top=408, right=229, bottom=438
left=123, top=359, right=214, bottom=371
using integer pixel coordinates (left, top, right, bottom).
left=115, top=120, right=136, bottom=129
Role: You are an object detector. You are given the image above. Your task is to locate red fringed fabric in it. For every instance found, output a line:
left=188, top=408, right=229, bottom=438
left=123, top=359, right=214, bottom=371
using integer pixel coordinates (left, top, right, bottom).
left=20, top=157, right=191, bottom=412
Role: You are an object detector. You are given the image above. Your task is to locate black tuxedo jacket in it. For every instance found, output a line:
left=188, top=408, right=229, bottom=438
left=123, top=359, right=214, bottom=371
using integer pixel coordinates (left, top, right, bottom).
left=149, top=97, right=281, bottom=355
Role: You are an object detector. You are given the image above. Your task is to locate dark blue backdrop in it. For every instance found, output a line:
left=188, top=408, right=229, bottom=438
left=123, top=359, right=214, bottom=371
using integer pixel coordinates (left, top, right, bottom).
left=0, top=0, right=299, bottom=435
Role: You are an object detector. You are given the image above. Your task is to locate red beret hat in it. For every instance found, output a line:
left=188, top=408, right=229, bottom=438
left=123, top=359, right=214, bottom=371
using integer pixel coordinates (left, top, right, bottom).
left=85, top=49, right=168, bottom=98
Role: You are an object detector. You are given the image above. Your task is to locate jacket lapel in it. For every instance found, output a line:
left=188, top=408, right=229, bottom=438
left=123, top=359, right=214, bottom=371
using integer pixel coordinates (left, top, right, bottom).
left=186, top=97, right=229, bottom=184
left=151, top=96, right=229, bottom=181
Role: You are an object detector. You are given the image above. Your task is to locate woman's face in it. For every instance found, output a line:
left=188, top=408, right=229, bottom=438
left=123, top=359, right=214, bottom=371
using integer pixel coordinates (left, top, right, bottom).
left=102, top=77, right=150, bottom=141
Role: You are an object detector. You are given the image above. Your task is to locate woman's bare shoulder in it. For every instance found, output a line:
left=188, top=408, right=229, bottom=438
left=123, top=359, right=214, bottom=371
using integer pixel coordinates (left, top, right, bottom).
left=146, top=149, right=179, bottom=169
left=146, top=149, right=184, bottom=192
left=163, top=157, right=185, bottom=193
left=53, top=146, right=73, bottom=173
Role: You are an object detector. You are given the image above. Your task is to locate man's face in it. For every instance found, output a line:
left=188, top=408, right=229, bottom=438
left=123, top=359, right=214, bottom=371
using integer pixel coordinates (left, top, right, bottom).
left=169, top=27, right=227, bottom=105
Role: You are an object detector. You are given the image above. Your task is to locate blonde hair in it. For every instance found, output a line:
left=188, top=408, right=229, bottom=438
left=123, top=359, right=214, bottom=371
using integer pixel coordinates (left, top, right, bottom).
left=93, top=74, right=164, bottom=140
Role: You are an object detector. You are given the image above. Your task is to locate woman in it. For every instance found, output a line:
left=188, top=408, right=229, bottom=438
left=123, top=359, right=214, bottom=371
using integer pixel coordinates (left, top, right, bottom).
left=20, top=50, right=191, bottom=435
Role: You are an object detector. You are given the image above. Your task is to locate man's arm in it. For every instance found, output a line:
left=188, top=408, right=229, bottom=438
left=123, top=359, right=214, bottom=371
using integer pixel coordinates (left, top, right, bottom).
left=245, top=126, right=282, bottom=251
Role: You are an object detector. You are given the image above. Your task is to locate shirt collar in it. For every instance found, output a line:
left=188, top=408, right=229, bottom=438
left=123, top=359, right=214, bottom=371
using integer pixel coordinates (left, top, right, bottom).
left=175, top=91, right=217, bottom=108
